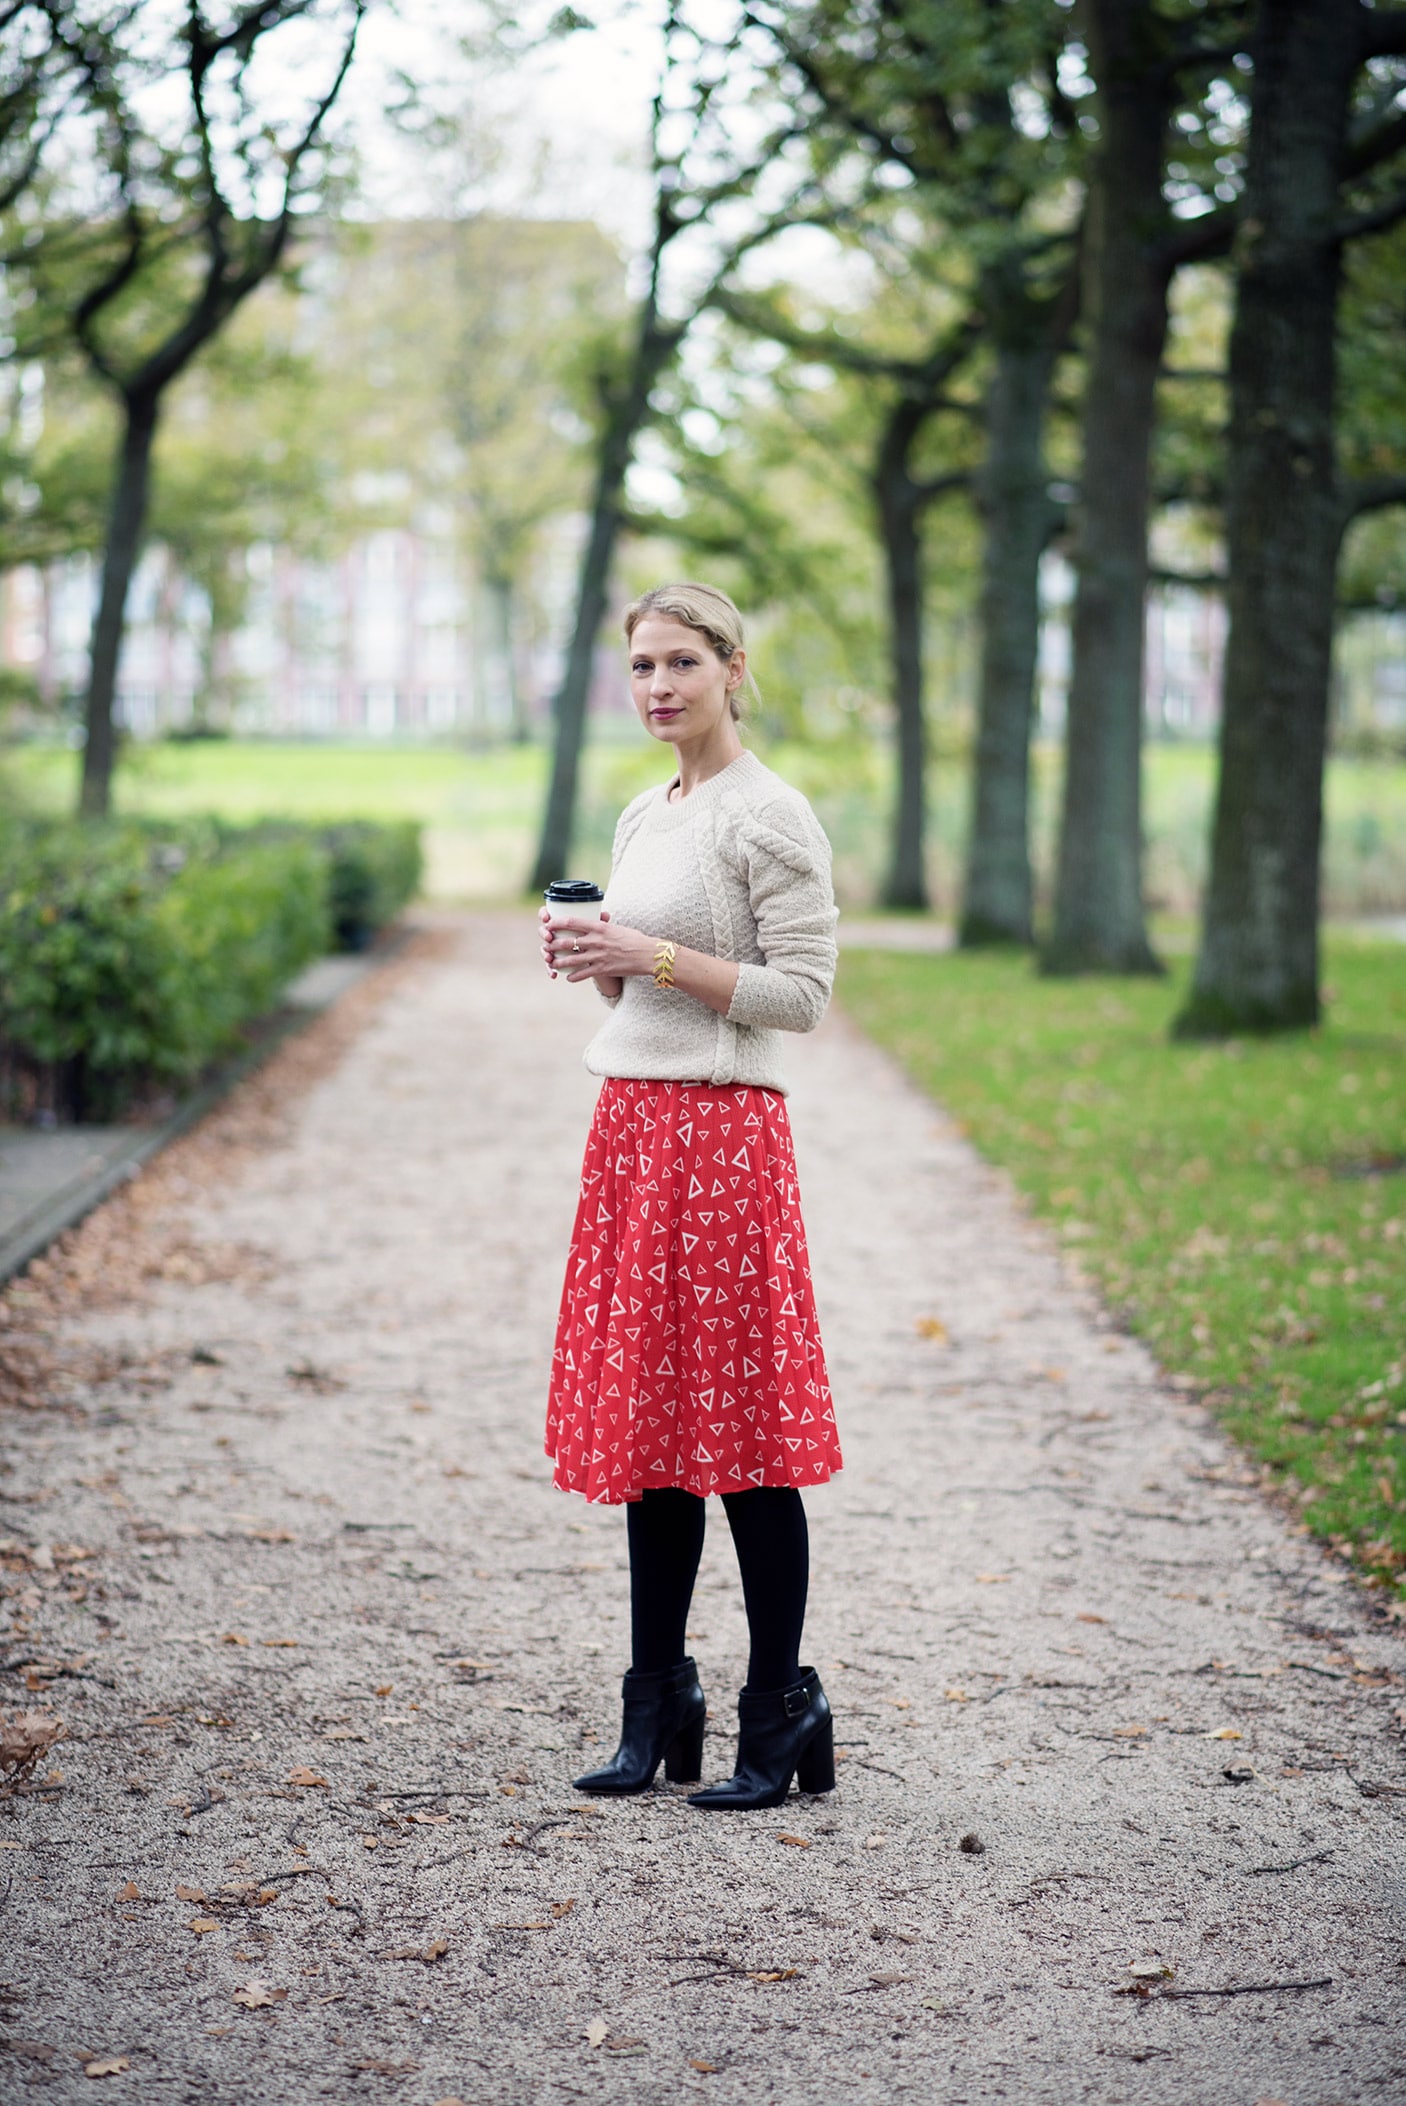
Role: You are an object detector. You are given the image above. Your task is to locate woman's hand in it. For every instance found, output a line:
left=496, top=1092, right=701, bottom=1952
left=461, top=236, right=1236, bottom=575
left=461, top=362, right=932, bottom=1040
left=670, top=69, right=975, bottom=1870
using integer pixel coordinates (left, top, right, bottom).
left=537, top=907, right=741, bottom=1016
left=538, top=907, right=653, bottom=993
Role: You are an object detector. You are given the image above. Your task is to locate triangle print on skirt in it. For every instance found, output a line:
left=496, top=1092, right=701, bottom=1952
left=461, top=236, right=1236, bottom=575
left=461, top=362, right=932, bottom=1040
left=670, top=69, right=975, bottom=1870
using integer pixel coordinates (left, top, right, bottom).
left=546, top=1078, right=842, bottom=1504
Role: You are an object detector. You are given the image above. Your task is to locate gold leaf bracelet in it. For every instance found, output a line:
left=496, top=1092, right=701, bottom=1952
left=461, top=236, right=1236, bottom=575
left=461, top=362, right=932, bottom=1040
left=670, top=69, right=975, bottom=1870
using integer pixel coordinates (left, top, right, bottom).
left=652, top=940, right=677, bottom=990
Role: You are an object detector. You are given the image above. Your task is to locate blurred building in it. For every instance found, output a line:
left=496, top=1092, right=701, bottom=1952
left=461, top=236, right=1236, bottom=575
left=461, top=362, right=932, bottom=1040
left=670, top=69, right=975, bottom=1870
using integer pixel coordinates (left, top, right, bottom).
left=0, top=213, right=635, bottom=741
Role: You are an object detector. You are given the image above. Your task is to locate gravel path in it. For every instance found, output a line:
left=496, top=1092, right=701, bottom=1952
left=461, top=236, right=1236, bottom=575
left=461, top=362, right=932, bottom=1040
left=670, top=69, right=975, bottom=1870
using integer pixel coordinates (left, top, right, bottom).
left=2, top=911, right=1404, bottom=2106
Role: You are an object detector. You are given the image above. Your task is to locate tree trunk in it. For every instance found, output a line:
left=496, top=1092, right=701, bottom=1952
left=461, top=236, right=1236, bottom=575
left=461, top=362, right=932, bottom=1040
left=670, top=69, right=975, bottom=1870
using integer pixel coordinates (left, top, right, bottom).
left=1043, top=0, right=1171, bottom=975
left=874, top=396, right=928, bottom=911
left=959, top=308, right=1062, bottom=946
left=79, top=389, right=160, bottom=816
left=486, top=571, right=530, bottom=744
left=1174, top=0, right=1357, bottom=1036
left=528, top=337, right=670, bottom=895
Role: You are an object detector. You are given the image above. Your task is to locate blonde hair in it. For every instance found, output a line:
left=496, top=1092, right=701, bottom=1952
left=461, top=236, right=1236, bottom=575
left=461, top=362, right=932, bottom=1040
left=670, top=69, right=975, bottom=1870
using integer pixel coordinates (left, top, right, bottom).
left=623, top=581, right=760, bottom=722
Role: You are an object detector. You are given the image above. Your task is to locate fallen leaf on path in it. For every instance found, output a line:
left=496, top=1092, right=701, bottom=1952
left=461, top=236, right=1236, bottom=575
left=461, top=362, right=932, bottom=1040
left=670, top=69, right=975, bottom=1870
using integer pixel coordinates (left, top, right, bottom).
left=974, top=1574, right=1011, bottom=1585
left=777, top=1833, right=811, bottom=1848
left=221, top=1633, right=249, bottom=1647
left=403, top=1811, right=452, bottom=1825
left=287, top=1767, right=329, bottom=1788
left=174, top=1884, right=206, bottom=1903
left=585, top=2019, right=609, bottom=2049
left=383, top=1939, right=449, bottom=1962
left=0, top=1708, right=66, bottom=1782
left=552, top=1898, right=577, bottom=1917
left=1206, top=1727, right=1243, bottom=1741
left=188, top=1918, right=220, bottom=1936
left=262, top=1639, right=298, bottom=1649
left=689, top=2062, right=720, bottom=2075
left=115, top=1881, right=141, bottom=1903
left=374, top=1683, right=393, bottom=1696
left=748, top=1969, right=800, bottom=1982
left=1114, top=1725, right=1148, bottom=1739
left=1077, top=1613, right=1106, bottom=1625
left=945, top=1687, right=970, bottom=1703
left=83, top=2057, right=130, bottom=2078
left=1127, top=1957, right=1176, bottom=1980
left=231, top=1982, right=287, bottom=2009
left=287, top=1357, right=343, bottom=1392
left=915, top=1317, right=949, bottom=1344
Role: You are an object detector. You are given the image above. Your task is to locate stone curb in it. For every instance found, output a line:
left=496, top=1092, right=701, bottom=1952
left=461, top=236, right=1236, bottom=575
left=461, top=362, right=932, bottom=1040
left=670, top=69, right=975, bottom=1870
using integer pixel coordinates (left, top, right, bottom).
left=0, top=941, right=401, bottom=1288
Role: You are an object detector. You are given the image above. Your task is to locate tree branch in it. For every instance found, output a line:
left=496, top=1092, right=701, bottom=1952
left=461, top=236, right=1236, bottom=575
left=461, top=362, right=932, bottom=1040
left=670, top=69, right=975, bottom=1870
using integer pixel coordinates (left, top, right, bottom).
left=1358, top=4, right=1406, bottom=58
left=1150, top=566, right=1227, bottom=588
left=1339, top=471, right=1406, bottom=521
left=1336, top=185, right=1406, bottom=242
left=1159, top=200, right=1238, bottom=270
left=1344, top=102, right=1406, bottom=178
left=914, top=467, right=970, bottom=507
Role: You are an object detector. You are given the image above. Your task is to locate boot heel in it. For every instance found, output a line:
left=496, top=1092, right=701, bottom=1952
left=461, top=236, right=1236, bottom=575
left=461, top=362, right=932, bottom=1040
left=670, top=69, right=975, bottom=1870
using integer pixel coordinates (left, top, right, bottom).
left=795, top=1715, right=835, bottom=1795
left=664, top=1715, right=705, bottom=1783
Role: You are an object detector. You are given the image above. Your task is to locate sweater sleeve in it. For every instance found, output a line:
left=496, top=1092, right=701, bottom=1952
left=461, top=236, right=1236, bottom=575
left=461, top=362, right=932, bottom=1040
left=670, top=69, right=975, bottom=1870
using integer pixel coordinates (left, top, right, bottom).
left=724, top=796, right=839, bottom=1035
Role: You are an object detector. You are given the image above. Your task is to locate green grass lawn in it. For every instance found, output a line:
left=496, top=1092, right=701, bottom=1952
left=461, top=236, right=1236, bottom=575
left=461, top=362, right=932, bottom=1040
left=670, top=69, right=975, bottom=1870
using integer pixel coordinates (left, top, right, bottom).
left=838, top=941, right=1406, bottom=1600
left=6, top=734, right=1405, bottom=915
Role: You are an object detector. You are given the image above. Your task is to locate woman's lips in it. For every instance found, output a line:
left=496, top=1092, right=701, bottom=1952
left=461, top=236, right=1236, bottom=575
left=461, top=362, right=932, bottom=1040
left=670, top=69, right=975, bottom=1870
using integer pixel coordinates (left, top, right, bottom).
left=650, top=707, right=682, bottom=719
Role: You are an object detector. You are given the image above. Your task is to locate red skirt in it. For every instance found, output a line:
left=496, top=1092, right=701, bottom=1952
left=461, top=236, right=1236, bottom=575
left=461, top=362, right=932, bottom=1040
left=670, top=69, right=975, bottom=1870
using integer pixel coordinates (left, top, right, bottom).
left=546, top=1078, right=842, bottom=1504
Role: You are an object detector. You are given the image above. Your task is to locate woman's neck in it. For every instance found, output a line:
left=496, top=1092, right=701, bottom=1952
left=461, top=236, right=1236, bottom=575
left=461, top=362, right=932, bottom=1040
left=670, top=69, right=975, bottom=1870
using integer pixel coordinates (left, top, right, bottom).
left=670, top=724, right=746, bottom=800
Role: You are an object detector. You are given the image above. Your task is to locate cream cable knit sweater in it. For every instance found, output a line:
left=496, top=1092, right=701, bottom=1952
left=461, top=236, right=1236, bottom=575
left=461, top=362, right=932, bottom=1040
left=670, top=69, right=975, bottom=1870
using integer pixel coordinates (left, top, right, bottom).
left=582, top=749, right=839, bottom=1094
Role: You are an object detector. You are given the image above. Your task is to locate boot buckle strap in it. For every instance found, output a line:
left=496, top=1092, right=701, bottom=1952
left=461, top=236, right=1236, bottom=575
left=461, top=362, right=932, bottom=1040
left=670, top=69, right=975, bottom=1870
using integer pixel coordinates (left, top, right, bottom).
left=783, top=1684, right=811, bottom=1719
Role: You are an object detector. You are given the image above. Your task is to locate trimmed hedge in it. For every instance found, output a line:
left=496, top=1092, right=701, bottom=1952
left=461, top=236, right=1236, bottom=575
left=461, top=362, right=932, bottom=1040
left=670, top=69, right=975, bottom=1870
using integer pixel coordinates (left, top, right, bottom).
left=0, top=815, right=421, bottom=1122
left=320, top=820, right=423, bottom=952
left=212, top=818, right=423, bottom=952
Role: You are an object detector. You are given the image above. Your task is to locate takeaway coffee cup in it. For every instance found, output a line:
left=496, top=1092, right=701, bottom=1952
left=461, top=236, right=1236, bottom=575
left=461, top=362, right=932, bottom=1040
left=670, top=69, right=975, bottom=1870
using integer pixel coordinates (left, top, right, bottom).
left=544, top=878, right=605, bottom=970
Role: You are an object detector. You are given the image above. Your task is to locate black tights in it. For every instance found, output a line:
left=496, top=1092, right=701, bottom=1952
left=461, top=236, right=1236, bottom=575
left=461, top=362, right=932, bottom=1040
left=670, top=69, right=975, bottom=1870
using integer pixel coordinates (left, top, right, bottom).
left=626, top=1485, right=809, bottom=1692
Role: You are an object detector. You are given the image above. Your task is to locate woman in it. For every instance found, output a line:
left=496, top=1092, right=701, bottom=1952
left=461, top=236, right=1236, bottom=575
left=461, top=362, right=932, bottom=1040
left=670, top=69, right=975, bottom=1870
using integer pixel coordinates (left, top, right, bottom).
left=537, top=582, right=842, bottom=1812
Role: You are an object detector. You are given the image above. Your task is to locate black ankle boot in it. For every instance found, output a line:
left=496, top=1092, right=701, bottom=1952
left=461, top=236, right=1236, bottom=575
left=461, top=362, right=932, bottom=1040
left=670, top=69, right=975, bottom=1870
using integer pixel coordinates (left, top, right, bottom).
left=573, top=1658, right=706, bottom=1794
left=687, top=1667, right=834, bottom=1811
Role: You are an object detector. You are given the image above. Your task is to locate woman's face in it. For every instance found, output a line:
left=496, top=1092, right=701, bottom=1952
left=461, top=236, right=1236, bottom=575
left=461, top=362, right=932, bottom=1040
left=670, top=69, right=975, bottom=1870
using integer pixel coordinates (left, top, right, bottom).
left=628, top=616, right=743, bottom=749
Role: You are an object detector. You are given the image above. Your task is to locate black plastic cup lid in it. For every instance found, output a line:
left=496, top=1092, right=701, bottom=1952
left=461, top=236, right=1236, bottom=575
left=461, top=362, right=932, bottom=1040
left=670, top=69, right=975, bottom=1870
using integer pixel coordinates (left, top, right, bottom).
left=544, top=878, right=604, bottom=902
